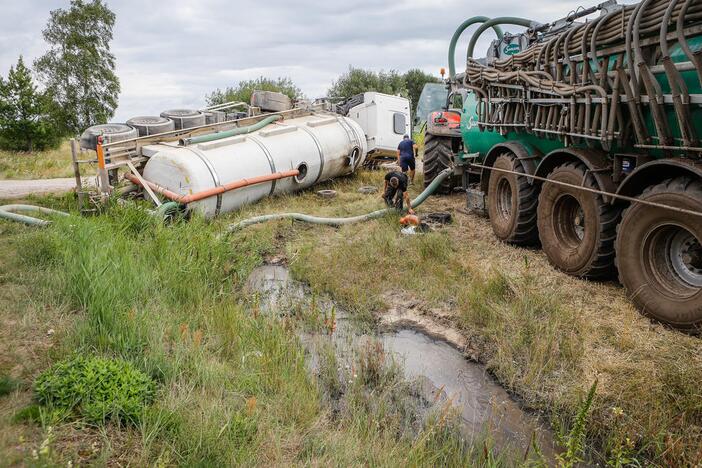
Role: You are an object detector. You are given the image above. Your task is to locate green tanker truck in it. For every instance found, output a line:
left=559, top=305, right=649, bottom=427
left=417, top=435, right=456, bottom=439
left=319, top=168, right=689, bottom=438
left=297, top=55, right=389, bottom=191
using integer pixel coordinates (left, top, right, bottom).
left=419, top=0, right=702, bottom=330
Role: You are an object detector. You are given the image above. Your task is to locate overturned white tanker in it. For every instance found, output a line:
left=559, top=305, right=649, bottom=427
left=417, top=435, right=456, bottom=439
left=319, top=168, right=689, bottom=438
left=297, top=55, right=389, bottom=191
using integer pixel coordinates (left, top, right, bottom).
left=76, top=91, right=410, bottom=218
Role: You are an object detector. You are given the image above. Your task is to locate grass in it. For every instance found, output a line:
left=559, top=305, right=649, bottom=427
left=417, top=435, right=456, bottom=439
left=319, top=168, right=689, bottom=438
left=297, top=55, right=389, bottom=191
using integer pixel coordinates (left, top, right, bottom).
left=1, top=165, right=701, bottom=465
left=0, top=197, right=520, bottom=466
left=0, top=140, right=75, bottom=180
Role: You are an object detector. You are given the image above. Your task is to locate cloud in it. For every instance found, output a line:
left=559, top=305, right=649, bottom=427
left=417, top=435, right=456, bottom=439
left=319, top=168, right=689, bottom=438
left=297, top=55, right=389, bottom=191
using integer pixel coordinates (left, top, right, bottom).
left=0, top=0, right=622, bottom=123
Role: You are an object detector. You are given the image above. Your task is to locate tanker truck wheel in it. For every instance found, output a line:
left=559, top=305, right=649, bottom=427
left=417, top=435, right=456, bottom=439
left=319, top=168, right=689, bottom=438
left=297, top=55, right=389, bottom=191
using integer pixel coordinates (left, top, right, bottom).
left=616, top=177, right=702, bottom=330
left=423, top=133, right=453, bottom=194
left=486, top=153, right=539, bottom=245
left=537, top=162, right=620, bottom=278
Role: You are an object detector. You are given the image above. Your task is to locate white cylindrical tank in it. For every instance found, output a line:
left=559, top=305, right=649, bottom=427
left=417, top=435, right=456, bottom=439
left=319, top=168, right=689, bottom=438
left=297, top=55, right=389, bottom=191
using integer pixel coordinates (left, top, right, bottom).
left=141, top=113, right=367, bottom=218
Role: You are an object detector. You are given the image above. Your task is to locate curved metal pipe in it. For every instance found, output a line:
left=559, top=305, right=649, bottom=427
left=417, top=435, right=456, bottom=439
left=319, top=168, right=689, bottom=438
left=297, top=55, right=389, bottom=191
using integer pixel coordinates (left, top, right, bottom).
left=661, top=0, right=696, bottom=147
left=467, top=17, right=540, bottom=60
left=625, top=0, right=646, bottom=99
left=448, top=16, right=504, bottom=78
left=676, top=0, right=702, bottom=84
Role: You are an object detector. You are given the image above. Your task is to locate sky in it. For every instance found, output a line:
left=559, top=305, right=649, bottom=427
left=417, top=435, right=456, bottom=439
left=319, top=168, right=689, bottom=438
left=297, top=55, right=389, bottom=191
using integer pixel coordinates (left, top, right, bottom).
left=1, top=0, right=603, bottom=122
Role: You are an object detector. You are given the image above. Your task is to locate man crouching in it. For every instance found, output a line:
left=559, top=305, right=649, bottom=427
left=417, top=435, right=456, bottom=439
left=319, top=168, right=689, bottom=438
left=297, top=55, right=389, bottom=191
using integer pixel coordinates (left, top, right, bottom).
left=383, top=170, right=415, bottom=214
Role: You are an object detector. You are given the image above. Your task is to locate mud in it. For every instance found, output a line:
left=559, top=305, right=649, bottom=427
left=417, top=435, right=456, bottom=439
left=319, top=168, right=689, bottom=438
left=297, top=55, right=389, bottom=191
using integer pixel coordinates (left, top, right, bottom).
left=245, top=264, right=556, bottom=459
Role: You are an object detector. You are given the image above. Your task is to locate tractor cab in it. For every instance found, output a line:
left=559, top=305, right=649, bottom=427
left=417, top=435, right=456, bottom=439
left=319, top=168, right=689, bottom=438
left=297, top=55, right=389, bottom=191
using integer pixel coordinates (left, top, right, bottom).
left=414, top=82, right=448, bottom=132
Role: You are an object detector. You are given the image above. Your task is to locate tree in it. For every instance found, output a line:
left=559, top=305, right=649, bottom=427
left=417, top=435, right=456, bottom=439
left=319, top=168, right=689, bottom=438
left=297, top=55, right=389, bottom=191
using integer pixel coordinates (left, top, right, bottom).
left=327, top=67, right=407, bottom=100
left=328, top=67, right=441, bottom=116
left=207, top=77, right=302, bottom=106
left=34, top=0, right=120, bottom=135
left=0, top=57, right=59, bottom=152
left=403, top=69, right=441, bottom=113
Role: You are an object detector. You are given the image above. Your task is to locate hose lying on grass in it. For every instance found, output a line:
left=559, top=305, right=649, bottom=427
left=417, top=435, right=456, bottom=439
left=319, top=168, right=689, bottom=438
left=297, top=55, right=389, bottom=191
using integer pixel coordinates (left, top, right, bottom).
left=227, top=168, right=454, bottom=232
left=0, top=204, right=71, bottom=227
left=0, top=201, right=181, bottom=227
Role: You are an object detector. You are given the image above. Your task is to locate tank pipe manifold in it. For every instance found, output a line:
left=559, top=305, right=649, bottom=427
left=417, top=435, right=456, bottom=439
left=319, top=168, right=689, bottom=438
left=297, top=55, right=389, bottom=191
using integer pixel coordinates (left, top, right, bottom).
left=466, top=17, right=542, bottom=60
left=448, top=16, right=504, bottom=79
left=180, top=114, right=282, bottom=146
left=124, top=169, right=300, bottom=205
left=226, top=168, right=454, bottom=232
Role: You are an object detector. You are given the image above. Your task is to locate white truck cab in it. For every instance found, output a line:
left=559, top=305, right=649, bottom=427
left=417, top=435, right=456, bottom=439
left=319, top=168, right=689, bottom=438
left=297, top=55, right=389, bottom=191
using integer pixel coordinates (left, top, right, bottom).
left=341, top=92, right=411, bottom=165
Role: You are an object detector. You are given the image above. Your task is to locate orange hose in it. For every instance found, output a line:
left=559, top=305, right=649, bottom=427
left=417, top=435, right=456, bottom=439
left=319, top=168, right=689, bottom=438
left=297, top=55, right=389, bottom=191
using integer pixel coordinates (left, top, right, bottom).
left=125, top=169, right=300, bottom=204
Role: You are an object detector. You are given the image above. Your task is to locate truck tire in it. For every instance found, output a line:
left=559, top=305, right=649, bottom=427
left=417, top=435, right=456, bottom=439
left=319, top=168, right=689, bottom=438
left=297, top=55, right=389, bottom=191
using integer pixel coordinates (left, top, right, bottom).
left=486, top=153, right=539, bottom=245
left=615, top=177, right=702, bottom=330
left=159, top=109, right=206, bottom=130
left=537, top=162, right=620, bottom=278
left=126, top=116, right=175, bottom=136
left=79, top=124, right=138, bottom=151
left=423, top=133, right=453, bottom=194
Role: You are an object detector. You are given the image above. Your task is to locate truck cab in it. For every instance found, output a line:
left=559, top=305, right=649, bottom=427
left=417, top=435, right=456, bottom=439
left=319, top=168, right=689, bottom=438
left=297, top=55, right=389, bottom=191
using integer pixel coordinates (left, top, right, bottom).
left=342, top=92, right=411, bottom=167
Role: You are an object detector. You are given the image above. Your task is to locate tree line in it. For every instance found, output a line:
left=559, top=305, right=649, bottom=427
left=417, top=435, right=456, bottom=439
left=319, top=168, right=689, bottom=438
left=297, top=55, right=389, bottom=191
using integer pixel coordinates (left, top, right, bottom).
left=1, top=0, right=439, bottom=154
left=207, top=68, right=440, bottom=117
left=0, top=0, right=118, bottom=153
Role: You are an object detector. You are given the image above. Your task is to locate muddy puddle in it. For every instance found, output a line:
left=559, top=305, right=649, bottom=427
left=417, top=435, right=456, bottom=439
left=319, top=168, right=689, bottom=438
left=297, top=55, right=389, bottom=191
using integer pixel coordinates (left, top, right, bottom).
left=246, top=264, right=556, bottom=459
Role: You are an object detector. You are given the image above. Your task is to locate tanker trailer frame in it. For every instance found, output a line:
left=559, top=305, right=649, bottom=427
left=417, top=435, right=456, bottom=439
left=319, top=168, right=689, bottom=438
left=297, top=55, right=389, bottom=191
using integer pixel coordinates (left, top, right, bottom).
left=421, top=0, right=702, bottom=331
left=69, top=104, right=321, bottom=211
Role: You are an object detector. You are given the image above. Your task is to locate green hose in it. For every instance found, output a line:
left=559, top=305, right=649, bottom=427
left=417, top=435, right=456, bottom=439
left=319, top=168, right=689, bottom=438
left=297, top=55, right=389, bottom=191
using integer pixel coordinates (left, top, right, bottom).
left=448, top=17, right=504, bottom=79
left=0, top=204, right=70, bottom=227
left=227, top=168, right=454, bottom=232
left=0, top=201, right=182, bottom=227
left=150, top=201, right=183, bottom=219
left=466, top=17, right=539, bottom=60
left=181, top=115, right=282, bottom=146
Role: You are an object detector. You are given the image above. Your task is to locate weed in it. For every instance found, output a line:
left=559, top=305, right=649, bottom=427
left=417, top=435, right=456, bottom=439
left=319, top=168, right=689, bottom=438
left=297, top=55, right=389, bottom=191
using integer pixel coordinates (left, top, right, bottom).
left=556, top=380, right=598, bottom=467
left=34, top=355, right=155, bottom=425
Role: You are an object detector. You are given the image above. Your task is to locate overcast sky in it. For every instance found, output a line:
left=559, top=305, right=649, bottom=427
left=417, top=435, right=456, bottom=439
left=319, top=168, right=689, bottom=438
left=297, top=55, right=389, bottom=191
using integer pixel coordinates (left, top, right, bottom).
left=2, top=0, right=604, bottom=122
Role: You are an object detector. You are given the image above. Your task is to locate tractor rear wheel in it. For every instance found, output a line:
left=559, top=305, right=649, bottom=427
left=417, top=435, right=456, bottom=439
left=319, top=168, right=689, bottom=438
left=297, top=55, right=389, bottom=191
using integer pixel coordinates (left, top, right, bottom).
left=616, top=177, right=702, bottom=330
left=486, top=153, right=539, bottom=245
left=537, top=162, right=620, bottom=278
left=423, top=133, right=453, bottom=194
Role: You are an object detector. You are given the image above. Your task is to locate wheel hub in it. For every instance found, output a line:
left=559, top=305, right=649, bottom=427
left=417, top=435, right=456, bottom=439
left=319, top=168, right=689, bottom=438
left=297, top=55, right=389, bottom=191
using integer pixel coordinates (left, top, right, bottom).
left=645, top=224, right=702, bottom=296
left=554, top=194, right=586, bottom=248
left=497, top=178, right=512, bottom=220
left=669, top=229, right=702, bottom=288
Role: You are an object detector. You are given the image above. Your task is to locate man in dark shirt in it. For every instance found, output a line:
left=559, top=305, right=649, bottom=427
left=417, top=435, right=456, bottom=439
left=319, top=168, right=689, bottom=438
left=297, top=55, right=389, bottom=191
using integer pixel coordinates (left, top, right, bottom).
left=397, top=134, right=418, bottom=184
left=383, top=171, right=414, bottom=213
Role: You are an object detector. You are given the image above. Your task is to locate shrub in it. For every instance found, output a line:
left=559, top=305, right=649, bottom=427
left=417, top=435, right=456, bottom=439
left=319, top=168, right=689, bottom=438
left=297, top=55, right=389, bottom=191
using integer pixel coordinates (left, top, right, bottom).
left=34, top=356, right=155, bottom=424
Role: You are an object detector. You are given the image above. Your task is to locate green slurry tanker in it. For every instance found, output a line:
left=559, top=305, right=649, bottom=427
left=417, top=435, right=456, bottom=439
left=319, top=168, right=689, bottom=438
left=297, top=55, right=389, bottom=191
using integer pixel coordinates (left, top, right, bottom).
left=418, top=0, right=702, bottom=330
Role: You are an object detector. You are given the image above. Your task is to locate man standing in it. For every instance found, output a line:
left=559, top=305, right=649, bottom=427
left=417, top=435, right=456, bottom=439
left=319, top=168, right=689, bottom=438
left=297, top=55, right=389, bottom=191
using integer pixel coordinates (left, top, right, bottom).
left=383, top=171, right=415, bottom=214
left=397, top=134, right=418, bottom=184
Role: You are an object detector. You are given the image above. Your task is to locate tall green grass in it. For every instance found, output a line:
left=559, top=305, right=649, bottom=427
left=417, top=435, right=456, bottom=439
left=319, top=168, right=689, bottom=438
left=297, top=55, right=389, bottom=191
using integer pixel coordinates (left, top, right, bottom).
left=11, top=204, right=517, bottom=466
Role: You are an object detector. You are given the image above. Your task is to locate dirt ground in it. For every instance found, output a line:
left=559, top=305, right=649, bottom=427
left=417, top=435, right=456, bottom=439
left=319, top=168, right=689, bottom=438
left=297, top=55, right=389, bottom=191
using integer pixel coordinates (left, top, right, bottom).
left=0, top=178, right=91, bottom=199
